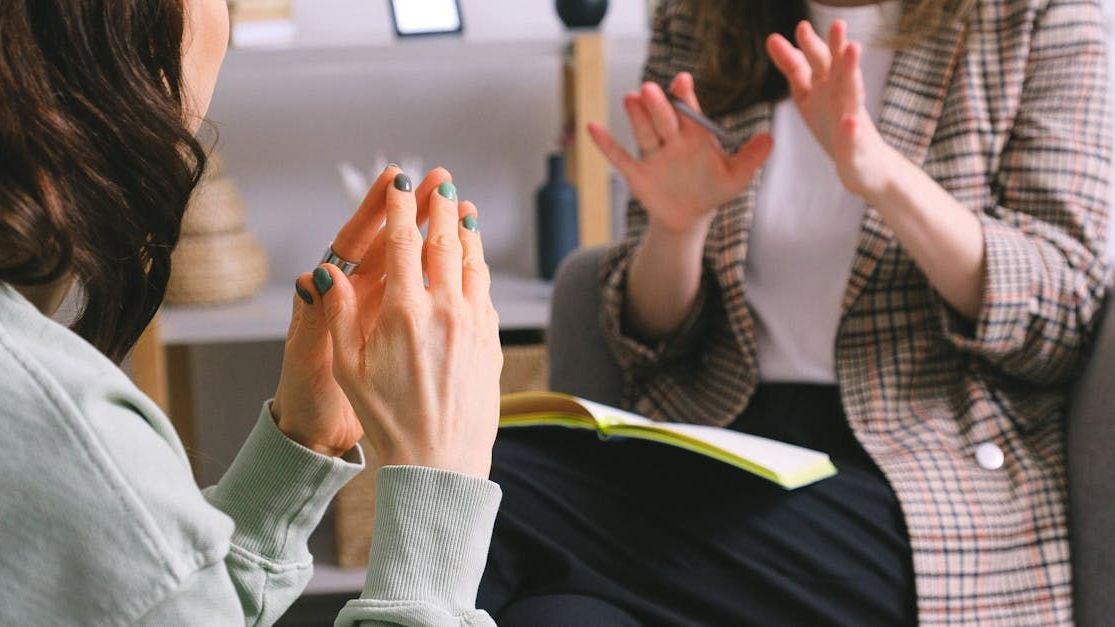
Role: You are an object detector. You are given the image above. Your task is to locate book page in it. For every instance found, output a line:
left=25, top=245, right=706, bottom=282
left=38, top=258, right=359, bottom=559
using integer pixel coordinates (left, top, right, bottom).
left=612, top=421, right=831, bottom=480
left=576, top=398, right=655, bottom=426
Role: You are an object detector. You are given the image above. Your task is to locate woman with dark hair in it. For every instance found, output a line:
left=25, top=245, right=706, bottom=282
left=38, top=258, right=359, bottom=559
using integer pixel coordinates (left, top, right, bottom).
left=0, top=1, right=504, bottom=624
left=479, top=0, right=1110, bottom=624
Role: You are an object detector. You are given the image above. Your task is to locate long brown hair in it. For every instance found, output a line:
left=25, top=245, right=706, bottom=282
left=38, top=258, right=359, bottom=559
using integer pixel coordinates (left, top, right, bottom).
left=0, top=1, right=208, bottom=362
left=691, top=0, right=976, bottom=116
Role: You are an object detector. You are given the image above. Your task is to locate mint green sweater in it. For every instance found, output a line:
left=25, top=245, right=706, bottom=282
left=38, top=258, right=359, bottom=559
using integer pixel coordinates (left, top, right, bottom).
left=0, top=283, right=500, bottom=626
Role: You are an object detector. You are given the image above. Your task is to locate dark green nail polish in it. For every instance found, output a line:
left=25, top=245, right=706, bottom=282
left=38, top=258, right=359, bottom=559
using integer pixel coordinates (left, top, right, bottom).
left=295, top=280, right=313, bottom=305
left=313, top=267, right=334, bottom=296
left=394, top=173, right=412, bottom=192
left=462, top=215, right=479, bottom=232
left=437, top=182, right=457, bottom=201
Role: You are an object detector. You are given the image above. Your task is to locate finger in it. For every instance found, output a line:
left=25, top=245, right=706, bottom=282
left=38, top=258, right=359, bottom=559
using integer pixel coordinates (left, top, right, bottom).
left=669, top=72, right=702, bottom=112
left=331, top=166, right=394, bottom=263
left=415, top=167, right=452, bottom=230
left=383, top=170, right=424, bottom=298
left=640, top=81, right=680, bottom=142
left=766, top=34, right=812, bottom=96
left=311, top=264, right=360, bottom=364
left=289, top=272, right=331, bottom=346
left=828, top=19, right=848, bottom=59
left=726, top=133, right=774, bottom=188
left=355, top=229, right=388, bottom=281
left=624, top=92, right=661, bottom=155
left=588, top=122, right=639, bottom=178
left=840, top=42, right=866, bottom=108
left=795, top=20, right=832, bottom=81
left=424, top=180, right=464, bottom=296
left=458, top=201, right=491, bottom=304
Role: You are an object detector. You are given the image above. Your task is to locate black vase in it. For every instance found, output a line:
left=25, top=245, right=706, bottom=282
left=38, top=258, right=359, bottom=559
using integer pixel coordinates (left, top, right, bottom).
left=556, top=0, right=609, bottom=29
left=536, top=154, right=579, bottom=281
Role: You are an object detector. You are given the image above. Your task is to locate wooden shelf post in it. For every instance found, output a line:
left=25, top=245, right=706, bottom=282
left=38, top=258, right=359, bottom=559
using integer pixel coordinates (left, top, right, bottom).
left=132, top=315, right=199, bottom=473
left=563, top=33, right=611, bottom=246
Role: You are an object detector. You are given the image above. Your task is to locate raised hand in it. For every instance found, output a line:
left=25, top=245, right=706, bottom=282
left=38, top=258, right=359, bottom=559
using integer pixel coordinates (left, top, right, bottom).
left=312, top=169, right=503, bottom=479
left=766, top=20, right=898, bottom=199
left=588, top=72, right=773, bottom=236
left=271, top=166, right=452, bottom=457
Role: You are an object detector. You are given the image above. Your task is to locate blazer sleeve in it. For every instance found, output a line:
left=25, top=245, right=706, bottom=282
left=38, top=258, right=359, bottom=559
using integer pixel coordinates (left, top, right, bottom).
left=599, top=0, right=716, bottom=378
left=938, top=0, right=1113, bottom=386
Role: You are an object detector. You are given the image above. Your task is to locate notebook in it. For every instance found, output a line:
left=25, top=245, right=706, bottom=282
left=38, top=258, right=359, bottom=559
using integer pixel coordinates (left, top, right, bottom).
left=500, top=392, right=837, bottom=490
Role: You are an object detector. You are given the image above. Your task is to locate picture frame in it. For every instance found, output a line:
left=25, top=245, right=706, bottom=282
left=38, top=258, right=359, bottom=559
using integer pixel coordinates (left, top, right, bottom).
left=388, top=0, right=465, bottom=38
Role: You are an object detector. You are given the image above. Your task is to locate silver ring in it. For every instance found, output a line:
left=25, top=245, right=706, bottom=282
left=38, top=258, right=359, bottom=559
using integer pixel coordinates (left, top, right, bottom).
left=321, top=244, right=359, bottom=276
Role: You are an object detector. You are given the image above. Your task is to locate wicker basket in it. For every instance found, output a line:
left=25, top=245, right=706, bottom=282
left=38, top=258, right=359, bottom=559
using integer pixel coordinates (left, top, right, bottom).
left=181, top=178, right=247, bottom=237
left=165, top=231, right=268, bottom=306
left=333, top=343, right=550, bottom=568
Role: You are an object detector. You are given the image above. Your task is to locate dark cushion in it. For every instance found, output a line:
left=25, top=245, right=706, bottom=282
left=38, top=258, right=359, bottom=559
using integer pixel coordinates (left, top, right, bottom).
left=1069, top=293, right=1115, bottom=626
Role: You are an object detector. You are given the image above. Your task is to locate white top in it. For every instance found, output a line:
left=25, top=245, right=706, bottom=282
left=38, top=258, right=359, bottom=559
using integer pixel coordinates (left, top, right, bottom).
left=746, top=0, right=901, bottom=383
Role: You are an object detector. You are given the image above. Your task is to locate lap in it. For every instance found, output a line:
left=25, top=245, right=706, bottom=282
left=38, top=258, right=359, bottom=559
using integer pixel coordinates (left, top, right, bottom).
left=479, top=422, right=916, bottom=626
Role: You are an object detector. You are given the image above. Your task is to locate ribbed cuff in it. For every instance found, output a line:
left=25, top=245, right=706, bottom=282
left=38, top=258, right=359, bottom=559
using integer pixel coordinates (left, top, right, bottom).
left=362, top=466, right=502, bottom=614
left=204, top=402, right=364, bottom=562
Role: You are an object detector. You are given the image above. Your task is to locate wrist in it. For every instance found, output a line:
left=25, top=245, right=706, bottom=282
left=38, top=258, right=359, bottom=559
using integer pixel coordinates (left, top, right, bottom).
left=646, top=214, right=713, bottom=254
left=270, top=401, right=352, bottom=458
left=859, top=143, right=906, bottom=207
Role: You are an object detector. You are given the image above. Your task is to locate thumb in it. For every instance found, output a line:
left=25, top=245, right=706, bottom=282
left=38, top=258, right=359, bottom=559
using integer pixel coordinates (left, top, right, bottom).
left=288, top=272, right=330, bottom=354
left=312, top=264, right=360, bottom=366
left=727, top=133, right=774, bottom=188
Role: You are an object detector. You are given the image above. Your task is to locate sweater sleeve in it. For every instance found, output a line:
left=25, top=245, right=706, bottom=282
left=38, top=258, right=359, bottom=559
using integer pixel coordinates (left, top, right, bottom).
left=335, top=467, right=502, bottom=627
left=200, top=403, right=365, bottom=626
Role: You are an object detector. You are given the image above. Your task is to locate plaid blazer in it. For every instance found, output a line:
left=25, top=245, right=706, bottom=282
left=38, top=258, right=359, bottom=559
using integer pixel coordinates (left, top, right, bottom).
left=600, top=0, right=1112, bottom=623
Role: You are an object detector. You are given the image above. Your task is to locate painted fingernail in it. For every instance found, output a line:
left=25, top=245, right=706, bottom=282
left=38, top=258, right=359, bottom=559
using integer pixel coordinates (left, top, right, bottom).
left=437, top=182, right=457, bottom=201
left=394, top=172, right=412, bottom=192
left=462, top=215, right=479, bottom=232
left=313, top=266, right=334, bottom=296
left=295, top=280, right=314, bottom=305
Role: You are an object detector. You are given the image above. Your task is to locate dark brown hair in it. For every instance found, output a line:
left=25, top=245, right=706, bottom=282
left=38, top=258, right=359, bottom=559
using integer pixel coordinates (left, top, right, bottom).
left=0, top=1, right=208, bottom=362
left=691, top=0, right=976, bottom=116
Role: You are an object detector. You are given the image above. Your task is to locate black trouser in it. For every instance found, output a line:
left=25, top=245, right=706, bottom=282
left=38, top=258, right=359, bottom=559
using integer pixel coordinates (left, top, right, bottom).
left=478, top=385, right=917, bottom=626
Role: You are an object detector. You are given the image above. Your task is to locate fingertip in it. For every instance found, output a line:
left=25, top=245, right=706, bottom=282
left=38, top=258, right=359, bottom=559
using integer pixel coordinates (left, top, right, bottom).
left=295, top=273, right=315, bottom=305
left=459, top=200, right=479, bottom=219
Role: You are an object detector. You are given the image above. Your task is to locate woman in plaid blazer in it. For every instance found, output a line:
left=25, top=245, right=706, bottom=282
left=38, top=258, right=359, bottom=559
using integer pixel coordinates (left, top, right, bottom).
left=588, top=0, right=1110, bottom=624
left=479, top=0, right=1110, bottom=625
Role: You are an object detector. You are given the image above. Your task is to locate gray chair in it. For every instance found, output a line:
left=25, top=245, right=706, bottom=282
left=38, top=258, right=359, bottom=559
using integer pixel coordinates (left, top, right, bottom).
left=547, top=245, right=1115, bottom=624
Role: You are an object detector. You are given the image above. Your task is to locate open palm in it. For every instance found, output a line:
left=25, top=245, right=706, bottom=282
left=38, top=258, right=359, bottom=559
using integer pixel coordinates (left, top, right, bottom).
left=589, top=72, right=773, bottom=235
left=767, top=19, right=895, bottom=199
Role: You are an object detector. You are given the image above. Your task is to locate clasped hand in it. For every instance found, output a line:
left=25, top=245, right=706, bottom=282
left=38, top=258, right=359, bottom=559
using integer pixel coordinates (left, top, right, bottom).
left=272, top=166, right=503, bottom=479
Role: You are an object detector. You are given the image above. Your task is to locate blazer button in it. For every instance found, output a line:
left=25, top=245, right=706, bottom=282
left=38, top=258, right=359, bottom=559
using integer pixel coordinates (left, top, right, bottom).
left=976, top=442, right=1005, bottom=471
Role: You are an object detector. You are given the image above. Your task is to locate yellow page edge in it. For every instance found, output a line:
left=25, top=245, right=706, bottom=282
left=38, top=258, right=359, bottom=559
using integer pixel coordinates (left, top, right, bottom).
left=602, top=424, right=837, bottom=490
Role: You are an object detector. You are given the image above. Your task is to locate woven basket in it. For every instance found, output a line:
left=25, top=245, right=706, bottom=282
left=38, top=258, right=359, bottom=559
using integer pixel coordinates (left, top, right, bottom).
left=333, top=343, right=550, bottom=568
left=165, top=231, right=268, bottom=306
left=182, top=178, right=247, bottom=237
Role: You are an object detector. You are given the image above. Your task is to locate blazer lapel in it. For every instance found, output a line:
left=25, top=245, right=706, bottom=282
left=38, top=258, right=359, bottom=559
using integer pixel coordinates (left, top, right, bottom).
left=840, top=18, right=969, bottom=315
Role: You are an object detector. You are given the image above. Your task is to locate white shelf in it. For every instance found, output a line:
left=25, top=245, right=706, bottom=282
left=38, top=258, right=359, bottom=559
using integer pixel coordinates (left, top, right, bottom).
left=220, top=34, right=651, bottom=75
left=160, top=274, right=552, bottom=346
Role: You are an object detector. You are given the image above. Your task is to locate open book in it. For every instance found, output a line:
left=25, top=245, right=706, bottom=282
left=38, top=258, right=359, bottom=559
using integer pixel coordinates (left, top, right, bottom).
left=500, top=392, right=837, bottom=490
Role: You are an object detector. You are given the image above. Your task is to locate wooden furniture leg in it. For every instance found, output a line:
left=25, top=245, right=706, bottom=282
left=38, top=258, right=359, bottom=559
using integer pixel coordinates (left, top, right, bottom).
left=563, top=33, right=612, bottom=246
left=132, top=316, right=199, bottom=474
